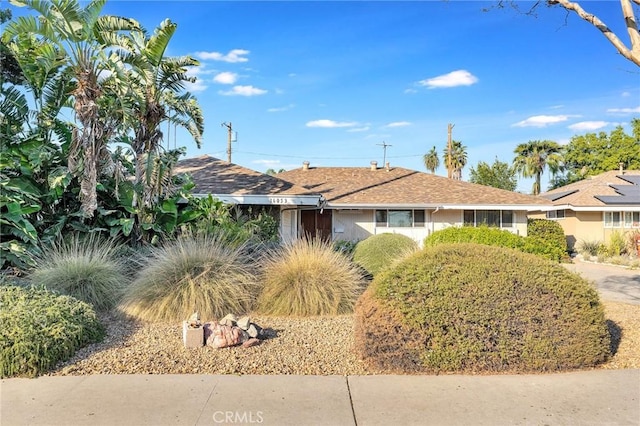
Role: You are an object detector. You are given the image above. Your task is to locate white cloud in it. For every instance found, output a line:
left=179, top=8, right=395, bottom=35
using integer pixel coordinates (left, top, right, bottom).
left=404, top=88, right=418, bottom=94
left=348, top=126, right=370, bottom=132
left=606, top=106, right=640, bottom=114
left=184, top=80, right=208, bottom=93
left=418, top=70, right=478, bottom=89
left=267, top=104, right=295, bottom=112
left=549, top=105, right=564, bottom=110
left=384, top=121, right=411, bottom=128
left=621, top=92, right=631, bottom=97
left=568, top=121, right=609, bottom=131
left=213, top=72, right=238, bottom=84
left=512, top=115, right=577, bottom=127
left=306, top=119, right=358, bottom=128
left=288, top=73, right=297, bottom=77
left=195, top=49, right=250, bottom=63
left=219, top=85, right=267, bottom=96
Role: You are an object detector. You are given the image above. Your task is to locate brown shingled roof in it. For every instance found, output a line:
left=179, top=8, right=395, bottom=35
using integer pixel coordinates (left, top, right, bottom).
left=174, top=155, right=316, bottom=196
left=541, top=170, right=640, bottom=207
left=277, top=164, right=551, bottom=208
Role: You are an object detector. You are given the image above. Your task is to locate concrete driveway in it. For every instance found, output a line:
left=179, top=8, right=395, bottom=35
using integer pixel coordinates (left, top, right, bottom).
left=563, top=258, right=640, bottom=304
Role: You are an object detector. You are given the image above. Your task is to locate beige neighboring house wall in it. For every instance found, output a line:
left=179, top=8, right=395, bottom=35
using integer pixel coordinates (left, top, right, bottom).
left=277, top=162, right=551, bottom=246
left=536, top=170, right=640, bottom=250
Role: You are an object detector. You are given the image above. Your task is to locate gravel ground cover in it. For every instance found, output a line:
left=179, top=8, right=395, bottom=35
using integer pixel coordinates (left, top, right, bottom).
left=50, top=300, right=639, bottom=376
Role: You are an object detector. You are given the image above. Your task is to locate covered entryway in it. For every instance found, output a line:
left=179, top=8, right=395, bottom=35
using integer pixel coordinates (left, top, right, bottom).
left=300, top=209, right=332, bottom=241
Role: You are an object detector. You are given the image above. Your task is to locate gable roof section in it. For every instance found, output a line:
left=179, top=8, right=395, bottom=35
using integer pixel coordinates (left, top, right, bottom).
left=277, top=165, right=551, bottom=209
left=174, top=155, right=321, bottom=205
left=541, top=170, right=640, bottom=208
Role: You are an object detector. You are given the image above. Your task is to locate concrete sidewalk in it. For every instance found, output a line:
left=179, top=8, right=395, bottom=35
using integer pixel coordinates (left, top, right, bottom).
left=2, top=370, right=639, bottom=425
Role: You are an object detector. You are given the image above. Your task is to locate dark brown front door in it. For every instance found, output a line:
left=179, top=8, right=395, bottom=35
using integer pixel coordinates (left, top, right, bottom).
left=300, top=210, right=332, bottom=241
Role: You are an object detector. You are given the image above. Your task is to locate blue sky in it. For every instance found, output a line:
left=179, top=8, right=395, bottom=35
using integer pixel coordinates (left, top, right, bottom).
left=10, top=1, right=640, bottom=193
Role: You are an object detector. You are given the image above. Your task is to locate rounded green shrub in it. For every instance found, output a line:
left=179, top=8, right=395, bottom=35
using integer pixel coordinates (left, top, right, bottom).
left=118, top=234, right=260, bottom=322
left=0, top=285, right=104, bottom=377
left=527, top=218, right=568, bottom=255
left=353, top=233, right=417, bottom=276
left=424, top=226, right=564, bottom=262
left=29, top=234, right=129, bottom=311
left=256, top=238, right=366, bottom=316
left=355, top=243, right=611, bottom=373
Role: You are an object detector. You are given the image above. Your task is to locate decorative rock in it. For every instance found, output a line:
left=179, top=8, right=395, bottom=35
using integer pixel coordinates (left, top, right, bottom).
left=247, top=323, right=262, bottom=338
left=219, top=313, right=237, bottom=327
left=237, top=316, right=251, bottom=331
left=242, top=338, right=261, bottom=348
left=204, top=323, right=246, bottom=348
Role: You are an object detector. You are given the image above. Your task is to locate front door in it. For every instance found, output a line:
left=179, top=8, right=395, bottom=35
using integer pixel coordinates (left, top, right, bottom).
left=300, top=210, right=332, bottom=241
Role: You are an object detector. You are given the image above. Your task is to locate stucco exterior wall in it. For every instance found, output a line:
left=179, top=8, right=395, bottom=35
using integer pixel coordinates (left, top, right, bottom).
left=279, top=209, right=297, bottom=243
left=332, top=210, right=374, bottom=242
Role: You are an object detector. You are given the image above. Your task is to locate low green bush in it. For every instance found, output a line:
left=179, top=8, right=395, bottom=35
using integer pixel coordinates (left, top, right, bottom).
left=353, top=233, right=417, bottom=276
left=527, top=218, right=567, bottom=255
left=577, top=240, right=601, bottom=257
left=424, top=226, right=564, bottom=262
left=256, top=237, right=366, bottom=316
left=0, top=285, right=104, bottom=378
left=118, top=234, right=260, bottom=322
left=28, top=234, right=130, bottom=311
left=355, top=243, right=611, bottom=373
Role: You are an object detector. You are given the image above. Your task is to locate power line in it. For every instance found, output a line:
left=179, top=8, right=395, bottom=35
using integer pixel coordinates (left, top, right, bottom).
left=233, top=150, right=424, bottom=160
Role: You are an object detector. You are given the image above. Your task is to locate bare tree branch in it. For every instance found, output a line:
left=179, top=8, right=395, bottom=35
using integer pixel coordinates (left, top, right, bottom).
left=549, top=0, right=640, bottom=66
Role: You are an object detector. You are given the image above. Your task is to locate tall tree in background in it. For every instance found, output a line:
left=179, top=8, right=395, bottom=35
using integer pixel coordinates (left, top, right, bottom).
left=513, top=140, right=563, bottom=195
left=492, top=0, right=640, bottom=67
left=549, top=119, right=640, bottom=189
left=469, top=158, right=517, bottom=191
left=423, top=146, right=440, bottom=174
left=443, top=140, right=467, bottom=180
left=3, top=0, right=140, bottom=217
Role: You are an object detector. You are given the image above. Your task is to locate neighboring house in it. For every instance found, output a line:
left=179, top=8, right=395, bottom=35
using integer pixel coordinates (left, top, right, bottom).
left=277, top=161, right=552, bottom=245
left=531, top=169, right=640, bottom=249
left=174, top=155, right=323, bottom=240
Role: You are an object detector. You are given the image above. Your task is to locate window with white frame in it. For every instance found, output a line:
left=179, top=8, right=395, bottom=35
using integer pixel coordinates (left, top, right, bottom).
left=604, top=211, right=622, bottom=228
left=463, top=210, right=515, bottom=228
left=624, top=211, right=640, bottom=228
left=546, top=210, right=565, bottom=220
left=375, top=209, right=426, bottom=228
left=606, top=211, right=640, bottom=228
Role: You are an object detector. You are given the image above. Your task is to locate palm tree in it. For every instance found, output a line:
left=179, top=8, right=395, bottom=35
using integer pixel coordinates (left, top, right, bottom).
left=3, top=0, right=141, bottom=217
left=513, top=140, right=564, bottom=195
left=423, top=146, right=439, bottom=174
left=120, top=19, right=204, bottom=207
left=443, top=140, right=467, bottom=180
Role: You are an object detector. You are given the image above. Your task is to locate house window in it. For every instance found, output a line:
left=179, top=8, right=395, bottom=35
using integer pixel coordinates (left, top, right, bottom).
left=546, top=210, right=565, bottom=220
left=604, top=212, right=622, bottom=228
left=622, top=212, right=640, bottom=228
left=501, top=210, right=513, bottom=227
left=375, top=210, right=425, bottom=228
left=463, top=210, right=515, bottom=229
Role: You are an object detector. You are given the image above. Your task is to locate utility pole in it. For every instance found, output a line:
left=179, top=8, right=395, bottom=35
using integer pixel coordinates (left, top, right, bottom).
left=377, top=141, right=392, bottom=166
left=221, top=122, right=235, bottom=163
left=447, top=123, right=455, bottom=179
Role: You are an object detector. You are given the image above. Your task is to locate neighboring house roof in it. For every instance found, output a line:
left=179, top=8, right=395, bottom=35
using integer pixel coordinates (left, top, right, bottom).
left=174, top=155, right=322, bottom=206
left=277, top=163, right=552, bottom=210
left=540, top=170, right=640, bottom=210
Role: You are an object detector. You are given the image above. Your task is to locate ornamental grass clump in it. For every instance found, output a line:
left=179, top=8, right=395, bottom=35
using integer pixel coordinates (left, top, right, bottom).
left=353, top=233, right=418, bottom=277
left=0, top=285, right=104, bottom=378
left=257, top=237, right=366, bottom=316
left=28, top=234, right=129, bottom=311
left=118, top=234, right=260, bottom=322
left=355, top=243, right=611, bottom=374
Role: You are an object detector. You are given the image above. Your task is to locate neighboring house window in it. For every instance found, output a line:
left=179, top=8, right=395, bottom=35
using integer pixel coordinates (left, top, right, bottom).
left=546, top=210, right=565, bottom=220
left=463, top=210, right=514, bottom=228
left=624, top=211, right=640, bottom=228
left=375, top=210, right=425, bottom=227
left=604, top=212, right=622, bottom=228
